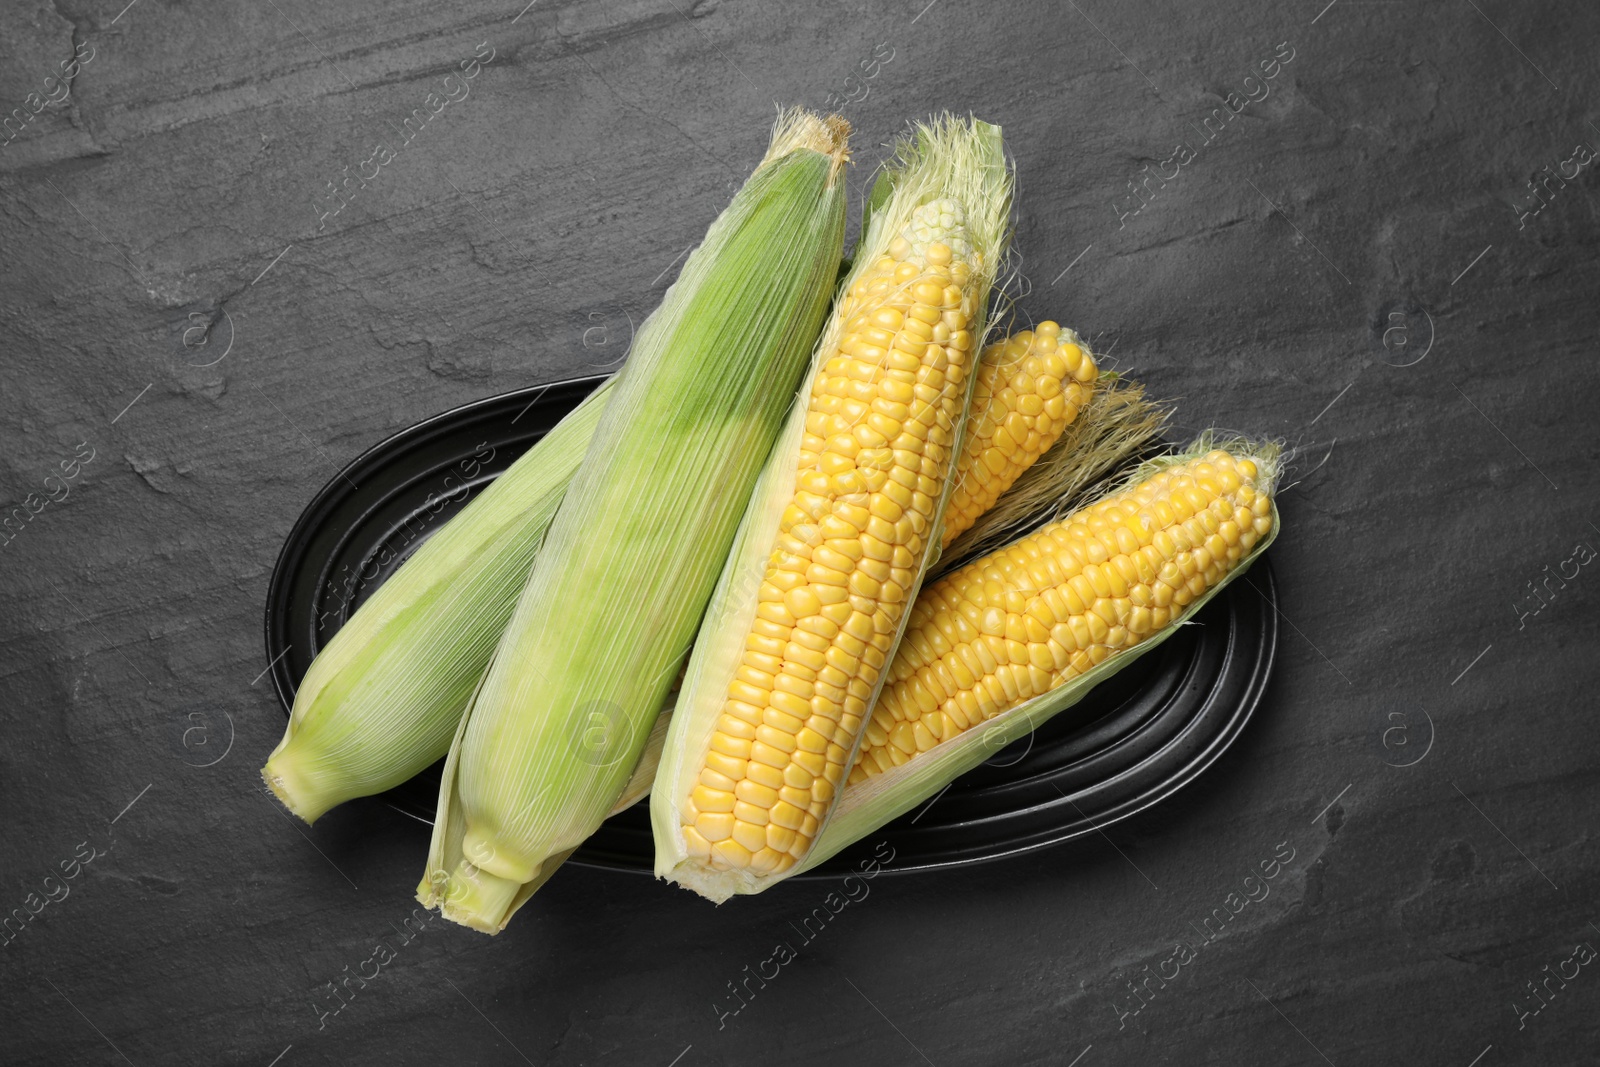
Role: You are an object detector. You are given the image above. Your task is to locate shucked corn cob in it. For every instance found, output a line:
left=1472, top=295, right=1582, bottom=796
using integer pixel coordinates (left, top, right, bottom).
left=798, top=438, right=1280, bottom=870
left=684, top=213, right=983, bottom=870
left=419, top=109, right=851, bottom=933
left=852, top=446, right=1275, bottom=781
left=942, top=323, right=1097, bottom=547
left=653, top=115, right=1014, bottom=901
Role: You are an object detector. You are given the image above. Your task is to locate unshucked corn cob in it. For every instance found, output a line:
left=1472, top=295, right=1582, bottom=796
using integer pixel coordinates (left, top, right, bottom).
left=799, top=437, right=1280, bottom=870
left=261, top=378, right=615, bottom=822
left=652, top=115, right=1014, bottom=901
left=418, top=108, right=851, bottom=932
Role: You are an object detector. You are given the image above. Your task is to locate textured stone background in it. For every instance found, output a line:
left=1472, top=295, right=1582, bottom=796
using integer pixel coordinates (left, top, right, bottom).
left=2, top=0, right=1598, bottom=1064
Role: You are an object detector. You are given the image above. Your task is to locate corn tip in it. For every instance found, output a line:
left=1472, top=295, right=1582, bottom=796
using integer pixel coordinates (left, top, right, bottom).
left=764, top=106, right=852, bottom=183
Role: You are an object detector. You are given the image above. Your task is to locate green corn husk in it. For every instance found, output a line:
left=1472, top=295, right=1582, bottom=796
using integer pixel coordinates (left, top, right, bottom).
left=420, top=678, right=675, bottom=907
left=795, top=435, right=1282, bottom=873
left=262, top=378, right=615, bottom=823
left=417, top=108, right=852, bottom=933
left=651, top=115, right=1015, bottom=902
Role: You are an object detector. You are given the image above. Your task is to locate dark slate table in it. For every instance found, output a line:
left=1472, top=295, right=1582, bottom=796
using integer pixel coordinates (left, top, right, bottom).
left=3, top=0, right=1597, bottom=1064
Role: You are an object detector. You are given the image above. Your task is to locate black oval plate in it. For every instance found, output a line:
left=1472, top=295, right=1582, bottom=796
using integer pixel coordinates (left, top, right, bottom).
left=265, top=376, right=1278, bottom=877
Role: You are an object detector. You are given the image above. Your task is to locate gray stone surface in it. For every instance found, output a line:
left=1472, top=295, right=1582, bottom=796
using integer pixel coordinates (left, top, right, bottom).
left=2, top=0, right=1598, bottom=1063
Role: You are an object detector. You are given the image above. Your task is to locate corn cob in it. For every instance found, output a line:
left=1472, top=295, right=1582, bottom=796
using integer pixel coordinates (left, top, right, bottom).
left=942, top=323, right=1097, bottom=547
left=853, top=445, right=1274, bottom=781
left=652, top=115, right=1013, bottom=901
left=799, top=437, right=1280, bottom=869
left=418, top=108, right=851, bottom=932
left=261, top=378, right=614, bottom=822
left=422, top=692, right=676, bottom=910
